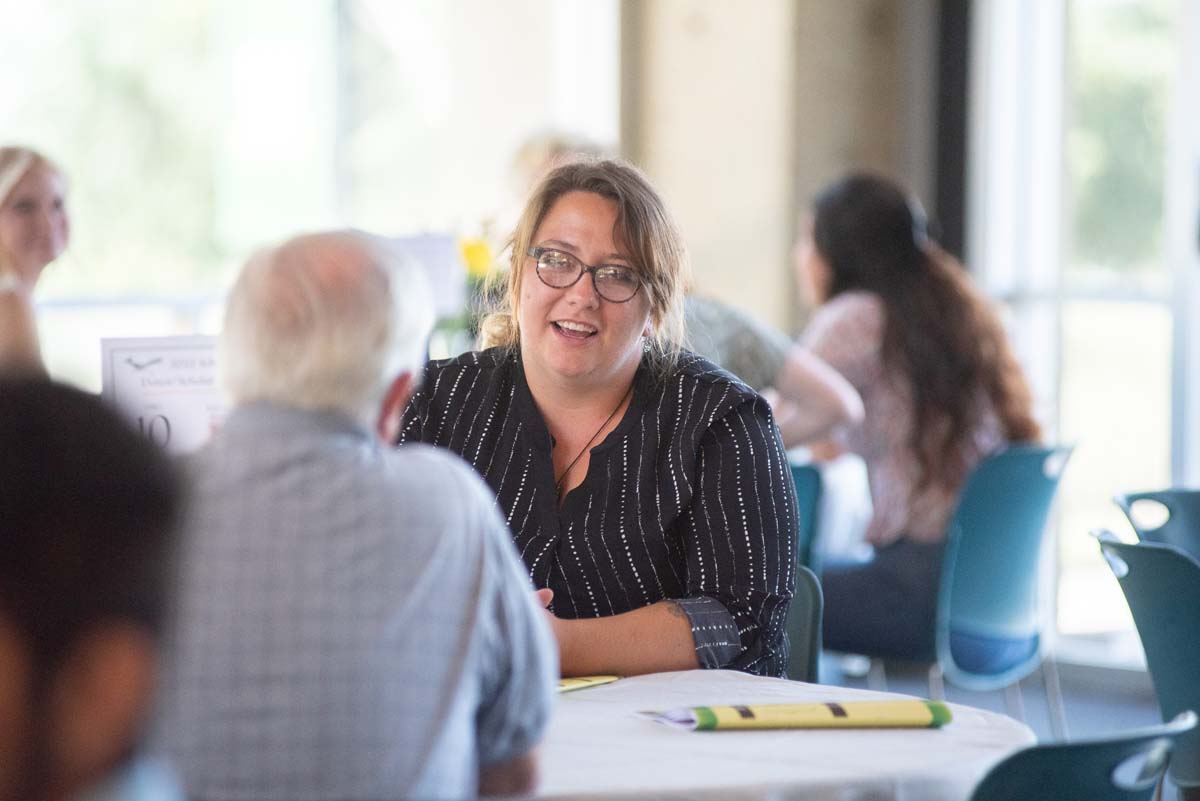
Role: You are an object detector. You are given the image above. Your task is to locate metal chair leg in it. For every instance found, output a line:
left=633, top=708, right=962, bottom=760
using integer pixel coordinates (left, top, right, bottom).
left=1042, top=657, right=1069, bottom=741
left=1004, top=679, right=1027, bottom=723
left=927, top=663, right=946, bottom=700
left=866, top=658, right=889, bottom=691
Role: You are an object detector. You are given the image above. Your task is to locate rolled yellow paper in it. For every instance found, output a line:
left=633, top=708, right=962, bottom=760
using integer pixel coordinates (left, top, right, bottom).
left=558, top=675, right=620, bottom=693
left=648, top=700, right=952, bottom=730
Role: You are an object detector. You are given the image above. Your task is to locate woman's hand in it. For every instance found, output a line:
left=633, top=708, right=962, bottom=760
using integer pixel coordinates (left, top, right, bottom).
left=533, top=587, right=577, bottom=670
left=533, top=587, right=564, bottom=650
left=531, top=587, right=699, bottom=677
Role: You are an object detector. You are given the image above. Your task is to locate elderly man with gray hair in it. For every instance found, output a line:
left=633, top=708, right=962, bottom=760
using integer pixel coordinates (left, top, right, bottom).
left=153, top=231, right=556, bottom=800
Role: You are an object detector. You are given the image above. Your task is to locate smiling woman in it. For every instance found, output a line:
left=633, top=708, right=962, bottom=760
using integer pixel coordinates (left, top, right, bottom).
left=0, top=146, right=71, bottom=373
left=398, top=159, right=798, bottom=679
left=0, top=147, right=70, bottom=291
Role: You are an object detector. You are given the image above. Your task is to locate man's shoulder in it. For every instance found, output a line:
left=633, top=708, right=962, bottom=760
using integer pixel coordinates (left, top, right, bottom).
left=187, top=420, right=497, bottom=532
left=382, top=443, right=500, bottom=522
left=387, top=440, right=482, bottom=481
left=377, top=447, right=515, bottom=592
left=685, top=295, right=787, bottom=345
left=381, top=443, right=508, bottom=551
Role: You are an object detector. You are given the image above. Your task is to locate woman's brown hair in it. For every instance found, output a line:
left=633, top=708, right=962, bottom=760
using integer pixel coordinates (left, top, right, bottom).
left=812, top=172, right=1040, bottom=491
left=479, top=157, right=690, bottom=373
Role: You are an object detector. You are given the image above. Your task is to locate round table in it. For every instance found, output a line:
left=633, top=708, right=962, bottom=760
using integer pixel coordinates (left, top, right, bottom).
left=536, top=669, right=1034, bottom=801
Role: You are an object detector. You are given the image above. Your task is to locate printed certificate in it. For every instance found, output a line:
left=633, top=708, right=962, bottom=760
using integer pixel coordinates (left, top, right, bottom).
left=101, top=336, right=226, bottom=454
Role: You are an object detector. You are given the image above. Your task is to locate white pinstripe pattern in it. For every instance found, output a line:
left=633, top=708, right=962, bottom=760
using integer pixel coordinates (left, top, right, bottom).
left=399, top=348, right=798, bottom=677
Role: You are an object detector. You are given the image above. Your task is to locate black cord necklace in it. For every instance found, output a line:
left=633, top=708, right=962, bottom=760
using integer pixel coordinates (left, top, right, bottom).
left=554, top=383, right=634, bottom=500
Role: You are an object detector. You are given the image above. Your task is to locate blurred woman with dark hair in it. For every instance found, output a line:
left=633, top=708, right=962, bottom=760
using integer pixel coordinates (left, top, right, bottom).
left=795, top=172, right=1040, bottom=661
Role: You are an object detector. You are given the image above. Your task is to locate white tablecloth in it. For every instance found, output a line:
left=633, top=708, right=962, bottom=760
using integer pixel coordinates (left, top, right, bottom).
left=536, top=670, right=1034, bottom=801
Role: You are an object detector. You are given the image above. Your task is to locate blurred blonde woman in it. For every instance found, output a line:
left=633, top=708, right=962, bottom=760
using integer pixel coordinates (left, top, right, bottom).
left=0, top=146, right=70, bottom=289
left=0, top=147, right=70, bottom=373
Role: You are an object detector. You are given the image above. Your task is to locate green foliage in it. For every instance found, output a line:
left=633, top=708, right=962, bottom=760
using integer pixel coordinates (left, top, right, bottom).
left=2, top=1, right=229, bottom=298
left=1067, top=0, right=1175, bottom=274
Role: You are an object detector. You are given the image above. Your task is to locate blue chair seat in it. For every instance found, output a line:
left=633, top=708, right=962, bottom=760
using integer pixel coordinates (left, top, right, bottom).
left=936, top=446, right=1072, bottom=696
left=949, top=628, right=1039, bottom=676
left=836, top=445, right=1073, bottom=738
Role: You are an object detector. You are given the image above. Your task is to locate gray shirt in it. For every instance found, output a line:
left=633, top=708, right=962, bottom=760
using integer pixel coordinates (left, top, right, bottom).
left=684, top=295, right=792, bottom=391
left=154, top=402, right=556, bottom=801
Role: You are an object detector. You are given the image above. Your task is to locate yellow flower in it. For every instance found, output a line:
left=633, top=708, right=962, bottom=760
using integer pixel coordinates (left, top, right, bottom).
left=460, top=237, right=494, bottom=280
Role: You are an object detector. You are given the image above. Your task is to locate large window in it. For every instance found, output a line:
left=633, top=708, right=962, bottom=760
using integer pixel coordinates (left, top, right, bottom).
left=970, top=0, right=1199, bottom=665
left=1058, top=0, right=1178, bottom=647
left=1, top=0, right=618, bottom=390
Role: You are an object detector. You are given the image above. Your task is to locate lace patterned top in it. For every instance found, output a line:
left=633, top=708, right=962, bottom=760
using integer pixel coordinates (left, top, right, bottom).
left=802, top=291, right=1004, bottom=547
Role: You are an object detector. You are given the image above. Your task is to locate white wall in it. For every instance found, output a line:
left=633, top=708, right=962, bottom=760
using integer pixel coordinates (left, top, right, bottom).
left=624, top=0, right=798, bottom=328
left=622, top=0, right=934, bottom=331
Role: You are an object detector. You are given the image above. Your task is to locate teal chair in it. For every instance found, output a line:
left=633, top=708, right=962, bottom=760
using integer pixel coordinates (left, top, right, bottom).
left=933, top=445, right=1073, bottom=736
left=1114, top=488, right=1200, bottom=561
left=1098, top=535, right=1200, bottom=799
left=789, top=463, right=822, bottom=571
left=968, top=711, right=1197, bottom=801
left=784, top=565, right=823, bottom=683
left=857, top=446, right=1073, bottom=736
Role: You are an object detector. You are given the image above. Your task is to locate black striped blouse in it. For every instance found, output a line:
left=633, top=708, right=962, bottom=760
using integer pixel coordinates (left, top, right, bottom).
left=398, top=347, right=797, bottom=677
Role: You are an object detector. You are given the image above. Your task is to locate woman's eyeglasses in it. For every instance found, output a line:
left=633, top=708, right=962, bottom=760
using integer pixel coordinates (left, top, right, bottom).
left=529, top=247, right=642, bottom=303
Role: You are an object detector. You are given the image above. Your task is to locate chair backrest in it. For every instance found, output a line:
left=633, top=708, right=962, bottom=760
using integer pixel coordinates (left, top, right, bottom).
left=936, top=445, right=1073, bottom=689
left=784, top=565, right=823, bottom=683
left=968, top=711, right=1197, bottom=801
left=790, top=463, right=822, bottom=571
left=1114, top=488, right=1200, bottom=561
left=1099, top=536, right=1200, bottom=790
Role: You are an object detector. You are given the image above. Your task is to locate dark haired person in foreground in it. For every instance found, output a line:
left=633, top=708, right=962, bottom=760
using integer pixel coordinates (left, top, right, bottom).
left=0, top=377, right=182, bottom=801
